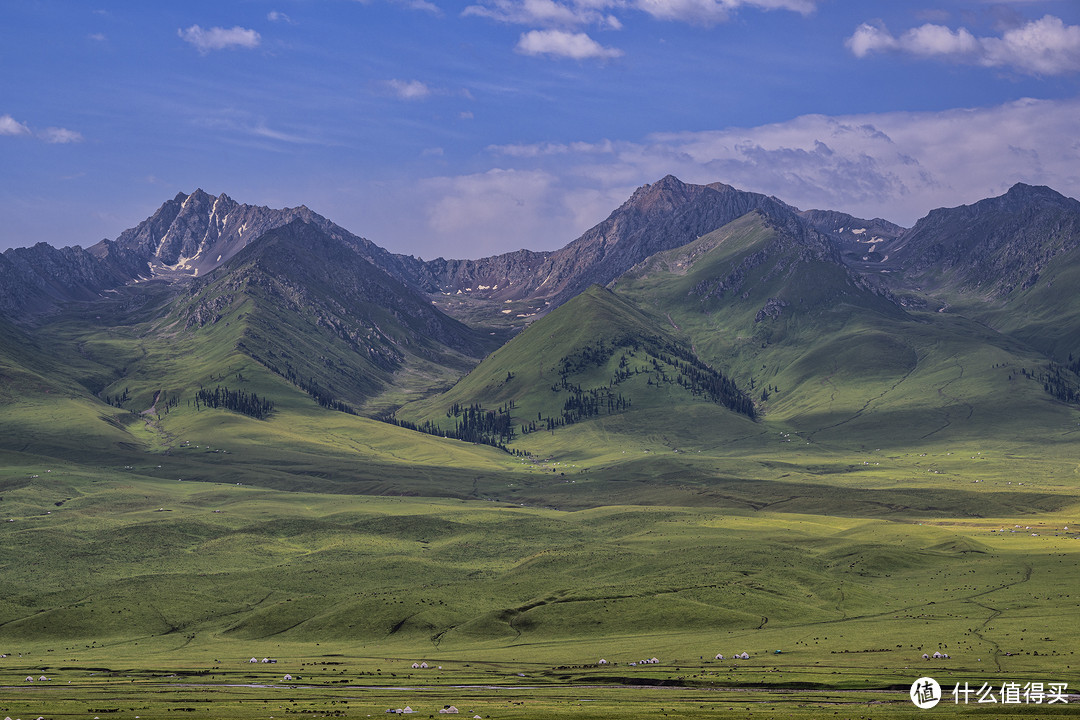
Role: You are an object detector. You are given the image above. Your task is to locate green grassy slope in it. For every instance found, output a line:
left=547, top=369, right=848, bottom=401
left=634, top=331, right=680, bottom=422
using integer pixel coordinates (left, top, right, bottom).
left=395, top=284, right=757, bottom=449
left=0, top=268, right=522, bottom=502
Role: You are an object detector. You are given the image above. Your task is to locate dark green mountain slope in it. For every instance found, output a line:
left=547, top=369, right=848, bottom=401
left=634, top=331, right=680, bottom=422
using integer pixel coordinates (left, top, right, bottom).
left=171, top=220, right=501, bottom=414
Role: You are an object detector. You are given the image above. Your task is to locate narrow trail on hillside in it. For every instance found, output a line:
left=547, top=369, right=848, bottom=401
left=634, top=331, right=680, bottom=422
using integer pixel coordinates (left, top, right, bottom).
left=920, top=356, right=974, bottom=440
left=807, top=358, right=917, bottom=441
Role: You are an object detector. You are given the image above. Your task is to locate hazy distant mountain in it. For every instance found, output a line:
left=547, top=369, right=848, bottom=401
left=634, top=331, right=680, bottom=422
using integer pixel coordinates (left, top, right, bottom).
left=885, top=183, right=1080, bottom=296
left=397, top=248, right=552, bottom=296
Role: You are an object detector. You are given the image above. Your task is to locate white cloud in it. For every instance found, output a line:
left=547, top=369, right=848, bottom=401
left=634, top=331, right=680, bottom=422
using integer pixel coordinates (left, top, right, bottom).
left=38, top=127, right=84, bottom=144
left=0, top=114, right=31, bottom=137
left=848, top=14, right=1080, bottom=75
left=267, top=11, right=293, bottom=23
left=387, top=79, right=433, bottom=99
left=1, top=115, right=82, bottom=144
left=983, top=15, right=1080, bottom=75
left=178, top=25, right=261, bottom=54
left=516, top=29, right=623, bottom=59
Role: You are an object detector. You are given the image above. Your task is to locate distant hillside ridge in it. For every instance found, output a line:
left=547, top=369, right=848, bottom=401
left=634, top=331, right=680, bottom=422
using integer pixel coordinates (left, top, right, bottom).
left=401, top=175, right=813, bottom=306
left=883, top=183, right=1080, bottom=295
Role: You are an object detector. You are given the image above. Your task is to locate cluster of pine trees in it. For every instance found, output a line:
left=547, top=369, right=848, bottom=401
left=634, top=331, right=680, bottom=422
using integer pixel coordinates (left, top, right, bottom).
left=157, top=390, right=180, bottom=416
left=542, top=379, right=631, bottom=429
left=554, top=335, right=755, bottom=420
left=647, top=346, right=756, bottom=419
left=103, top=387, right=130, bottom=408
left=193, top=386, right=275, bottom=420
left=1032, top=363, right=1080, bottom=405
left=384, top=402, right=515, bottom=451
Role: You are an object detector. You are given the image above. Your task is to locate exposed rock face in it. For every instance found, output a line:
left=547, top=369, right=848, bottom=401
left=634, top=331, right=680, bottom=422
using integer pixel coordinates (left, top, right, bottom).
left=89, top=189, right=392, bottom=279
left=797, top=209, right=907, bottom=266
left=885, top=183, right=1080, bottom=295
left=0, top=242, right=132, bottom=315
left=394, top=248, right=552, bottom=295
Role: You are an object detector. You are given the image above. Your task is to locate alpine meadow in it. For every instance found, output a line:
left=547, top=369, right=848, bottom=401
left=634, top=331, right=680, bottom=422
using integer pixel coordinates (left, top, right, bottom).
left=0, top=174, right=1079, bottom=719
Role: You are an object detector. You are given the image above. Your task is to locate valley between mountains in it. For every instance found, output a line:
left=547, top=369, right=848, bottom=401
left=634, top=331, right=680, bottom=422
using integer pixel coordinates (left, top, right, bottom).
left=1, top=176, right=1078, bottom=717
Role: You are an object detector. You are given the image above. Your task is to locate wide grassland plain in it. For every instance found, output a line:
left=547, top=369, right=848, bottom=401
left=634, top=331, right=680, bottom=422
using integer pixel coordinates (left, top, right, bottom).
left=2, top=275, right=1080, bottom=717
left=1, top=433, right=1078, bottom=718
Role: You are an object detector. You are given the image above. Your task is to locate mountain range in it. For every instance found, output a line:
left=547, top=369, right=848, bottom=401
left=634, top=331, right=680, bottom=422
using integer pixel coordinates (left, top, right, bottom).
left=3, top=175, right=1080, bottom=475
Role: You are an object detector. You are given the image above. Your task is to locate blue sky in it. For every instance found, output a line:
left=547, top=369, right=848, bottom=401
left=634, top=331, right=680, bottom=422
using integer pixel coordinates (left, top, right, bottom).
left=2, top=1, right=1079, bottom=258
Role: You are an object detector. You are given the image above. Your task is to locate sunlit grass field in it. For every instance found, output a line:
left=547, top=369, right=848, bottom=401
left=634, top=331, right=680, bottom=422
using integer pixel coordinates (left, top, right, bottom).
left=1, top=451, right=1078, bottom=717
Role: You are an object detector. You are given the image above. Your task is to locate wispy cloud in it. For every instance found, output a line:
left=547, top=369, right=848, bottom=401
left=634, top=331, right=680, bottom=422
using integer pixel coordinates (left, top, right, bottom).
left=395, top=0, right=443, bottom=14
left=386, top=78, right=433, bottom=99
left=267, top=11, right=293, bottom=23
left=516, top=29, right=623, bottom=59
left=0, top=114, right=31, bottom=137
left=465, top=0, right=814, bottom=29
left=463, top=0, right=620, bottom=28
left=464, top=0, right=818, bottom=56
left=1, top=114, right=82, bottom=143
left=489, top=139, right=617, bottom=156
left=250, top=124, right=322, bottom=144
left=38, top=127, right=84, bottom=144
left=178, top=25, right=262, bottom=54
left=848, top=14, right=1080, bottom=75
left=635, top=0, right=817, bottom=27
